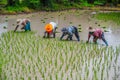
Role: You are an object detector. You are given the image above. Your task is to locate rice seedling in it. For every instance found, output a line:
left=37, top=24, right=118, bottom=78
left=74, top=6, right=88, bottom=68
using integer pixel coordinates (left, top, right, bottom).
left=51, top=16, right=54, bottom=18
left=44, top=18, right=48, bottom=20
left=64, top=16, right=66, bottom=20
left=42, top=21, right=45, bottom=23
left=98, top=24, right=100, bottom=26
left=5, top=16, right=8, bottom=18
left=0, top=31, right=120, bottom=80
left=5, top=20, right=8, bottom=22
left=41, top=19, right=44, bottom=21
left=102, top=26, right=106, bottom=29
left=78, top=24, right=82, bottom=32
left=12, top=24, right=15, bottom=26
left=69, top=22, right=72, bottom=24
left=104, top=29, right=109, bottom=32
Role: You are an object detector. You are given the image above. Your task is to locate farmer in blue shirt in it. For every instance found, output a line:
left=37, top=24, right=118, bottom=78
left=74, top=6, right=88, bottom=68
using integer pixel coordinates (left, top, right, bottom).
left=14, top=19, right=31, bottom=32
left=60, top=26, right=80, bottom=41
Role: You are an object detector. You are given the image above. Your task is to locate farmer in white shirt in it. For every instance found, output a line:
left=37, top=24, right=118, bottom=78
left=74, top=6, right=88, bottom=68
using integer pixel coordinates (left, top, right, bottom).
left=43, top=22, right=58, bottom=38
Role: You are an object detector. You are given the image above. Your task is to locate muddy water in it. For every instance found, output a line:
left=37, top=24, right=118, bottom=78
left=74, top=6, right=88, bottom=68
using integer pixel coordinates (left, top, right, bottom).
left=0, top=10, right=120, bottom=46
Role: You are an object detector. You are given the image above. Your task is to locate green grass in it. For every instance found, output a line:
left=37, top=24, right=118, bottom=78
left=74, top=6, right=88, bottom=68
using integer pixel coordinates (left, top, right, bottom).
left=41, top=3, right=94, bottom=11
left=96, top=12, right=120, bottom=25
left=0, top=6, right=33, bottom=14
left=0, top=31, right=120, bottom=80
left=0, top=2, right=94, bottom=14
left=0, top=0, right=7, bottom=5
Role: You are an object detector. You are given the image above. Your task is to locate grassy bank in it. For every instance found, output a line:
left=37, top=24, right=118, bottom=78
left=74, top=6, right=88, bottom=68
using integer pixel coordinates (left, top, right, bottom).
left=1, top=6, right=120, bottom=15
left=0, top=31, right=120, bottom=80
left=0, top=6, right=34, bottom=15
left=95, top=12, right=120, bottom=25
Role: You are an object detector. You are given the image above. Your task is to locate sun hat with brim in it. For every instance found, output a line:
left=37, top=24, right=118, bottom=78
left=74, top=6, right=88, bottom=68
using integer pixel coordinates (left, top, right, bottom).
left=87, top=26, right=95, bottom=32
left=16, top=19, right=22, bottom=24
left=45, top=24, right=53, bottom=33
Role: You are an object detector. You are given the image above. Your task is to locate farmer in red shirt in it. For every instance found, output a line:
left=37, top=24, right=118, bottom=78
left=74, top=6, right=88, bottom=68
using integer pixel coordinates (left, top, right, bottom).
left=87, top=27, right=108, bottom=46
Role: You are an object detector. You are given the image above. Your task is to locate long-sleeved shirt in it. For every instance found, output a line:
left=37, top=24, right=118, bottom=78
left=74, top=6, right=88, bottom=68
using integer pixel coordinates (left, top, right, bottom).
left=60, top=26, right=76, bottom=40
left=49, top=22, right=57, bottom=29
left=88, top=29, right=103, bottom=40
left=92, top=29, right=103, bottom=38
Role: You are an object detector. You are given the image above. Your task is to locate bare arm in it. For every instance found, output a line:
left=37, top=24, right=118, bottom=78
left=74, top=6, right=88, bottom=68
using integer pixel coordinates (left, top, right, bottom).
left=14, top=25, right=19, bottom=32
left=87, top=34, right=91, bottom=43
left=60, top=32, right=66, bottom=40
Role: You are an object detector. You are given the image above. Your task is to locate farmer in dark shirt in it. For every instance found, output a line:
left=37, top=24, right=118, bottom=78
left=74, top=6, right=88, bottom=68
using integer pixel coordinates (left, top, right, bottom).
left=60, top=26, right=80, bottom=41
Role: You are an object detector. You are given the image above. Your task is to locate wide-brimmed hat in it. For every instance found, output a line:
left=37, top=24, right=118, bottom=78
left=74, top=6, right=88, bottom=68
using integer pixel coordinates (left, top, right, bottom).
left=16, top=19, right=22, bottom=24
left=88, top=26, right=95, bottom=32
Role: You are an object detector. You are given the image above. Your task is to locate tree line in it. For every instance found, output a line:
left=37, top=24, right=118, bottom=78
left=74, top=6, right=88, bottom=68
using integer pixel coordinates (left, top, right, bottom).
left=3, top=0, right=120, bottom=9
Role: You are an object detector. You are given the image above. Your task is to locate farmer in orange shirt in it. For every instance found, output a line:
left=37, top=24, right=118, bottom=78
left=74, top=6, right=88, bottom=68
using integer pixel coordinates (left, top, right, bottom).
left=43, top=22, right=58, bottom=38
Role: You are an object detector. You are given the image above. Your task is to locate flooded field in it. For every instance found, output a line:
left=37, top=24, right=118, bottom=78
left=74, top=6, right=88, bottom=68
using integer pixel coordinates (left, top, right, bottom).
left=0, top=10, right=120, bottom=46
left=0, top=10, right=120, bottom=80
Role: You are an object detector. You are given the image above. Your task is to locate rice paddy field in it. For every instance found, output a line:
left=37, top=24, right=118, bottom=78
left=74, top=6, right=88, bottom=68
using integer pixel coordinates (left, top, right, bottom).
left=0, top=31, right=120, bottom=80
left=0, top=10, right=120, bottom=80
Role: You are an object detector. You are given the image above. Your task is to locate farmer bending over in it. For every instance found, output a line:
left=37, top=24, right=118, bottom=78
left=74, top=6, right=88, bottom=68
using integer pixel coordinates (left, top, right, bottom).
left=60, top=26, right=80, bottom=41
left=87, top=27, right=108, bottom=46
left=14, top=19, right=31, bottom=32
left=43, top=22, right=58, bottom=38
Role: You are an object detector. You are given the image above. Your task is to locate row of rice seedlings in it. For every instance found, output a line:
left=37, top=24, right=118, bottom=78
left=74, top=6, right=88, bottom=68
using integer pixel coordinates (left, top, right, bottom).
left=0, top=31, right=120, bottom=80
